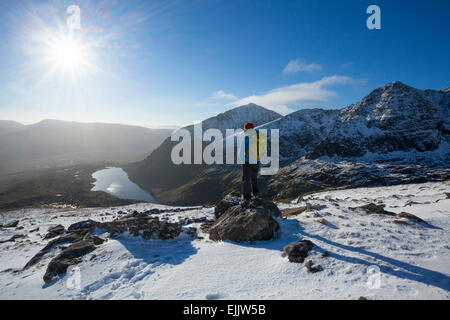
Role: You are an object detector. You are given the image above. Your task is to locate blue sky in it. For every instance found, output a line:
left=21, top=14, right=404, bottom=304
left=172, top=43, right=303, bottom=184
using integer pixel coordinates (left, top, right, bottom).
left=0, top=0, right=448, bottom=128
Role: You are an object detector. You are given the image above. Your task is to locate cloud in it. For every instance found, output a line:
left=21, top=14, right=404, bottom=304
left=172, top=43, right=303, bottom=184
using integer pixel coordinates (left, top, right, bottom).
left=229, top=75, right=356, bottom=115
left=282, top=58, right=322, bottom=74
left=211, top=90, right=237, bottom=100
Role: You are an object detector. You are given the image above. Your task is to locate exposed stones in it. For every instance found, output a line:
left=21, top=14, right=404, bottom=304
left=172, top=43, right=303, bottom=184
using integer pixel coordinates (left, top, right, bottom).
left=396, top=212, right=428, bottom=224
left=44, top=225, right=65, bottom=239
left=209, top=197, right=280, bottom=242
left=214, top=191, right=241, bottom=219
left=315, top=218, right=328, bottom=225
left=281, top=204, right=327, bottom=218
left=392, top=219, right=409, bottom=225
left=186, top=227, right=197, bottom=237
left=281, top=207, right=307, bottom=217
left=43, top=239, right=97, bottom=283
left=24, top=211, right=183, bottom=283
left=283, top=240, right=315, bottom=263
left=0, top=234, right=27, bottom=243
left=304, top=260, right=322, bottom=273
left=209, top=207, right=279, bottom=242
left=355, top=203, right=396, bottom=216
left=0, top=220, right=19, bottom=228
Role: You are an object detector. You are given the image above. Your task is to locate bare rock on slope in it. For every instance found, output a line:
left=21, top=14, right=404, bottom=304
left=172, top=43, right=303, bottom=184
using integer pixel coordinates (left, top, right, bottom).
left=284, top=240, right=315, bottom=263
left=209, top=197, right=280, bottom=242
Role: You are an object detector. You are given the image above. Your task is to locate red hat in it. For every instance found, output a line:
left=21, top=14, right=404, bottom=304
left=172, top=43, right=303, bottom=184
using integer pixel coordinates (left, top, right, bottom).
left=243, top=122, right=254, bottom=130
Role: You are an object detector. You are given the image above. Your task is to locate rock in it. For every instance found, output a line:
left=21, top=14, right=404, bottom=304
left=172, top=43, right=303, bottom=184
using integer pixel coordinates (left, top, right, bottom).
left=91, top=236, right=105, bottom=245
left=106, top=213, right=182, bottom=240
left=358, top=296, right=368, bottom=300
left=355, top=203, right=396, bottom=216
left=321, top=251, right=329, bottom=258
left=44, top=225, right=65, bottom=239
left=209, top=198, right=280, bottom=242
left=315, top=218, right=328, bottom=225
left=43, top=239, right=96, bottom=283
left=304, top=260, right=322, bottom=273
left=67, top=220, right=105, bottom=233
left=0, top=234, right=27, bottom=243
left=214, top=191, right=241, bottom=219
left=281, top=204, right=327, bottom=218
left=0, top=220, right=19, bottom=228
left=186, top=227, right=197, bottom=237
left=284, top=240, right=315, bottom=263
left=392, top=219, right=409, bottom=225
left=281, top=207, right=307, bottom=217
left=396, top=212, right=428, bottom=224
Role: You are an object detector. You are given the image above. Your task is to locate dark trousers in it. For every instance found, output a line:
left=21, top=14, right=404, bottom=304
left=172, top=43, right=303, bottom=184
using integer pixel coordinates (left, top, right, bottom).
left=242, top=163, right=259, bottom=200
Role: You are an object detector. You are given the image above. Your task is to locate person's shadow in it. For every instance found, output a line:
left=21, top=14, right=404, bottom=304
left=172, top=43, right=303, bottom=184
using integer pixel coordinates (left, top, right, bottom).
left=235, top=218, right=450, bottom=292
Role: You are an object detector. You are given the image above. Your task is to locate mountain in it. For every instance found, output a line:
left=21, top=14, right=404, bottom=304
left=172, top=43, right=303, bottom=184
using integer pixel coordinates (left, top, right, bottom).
left=307, top=81, right=449, bottom=159
left=125, top=82, right=449, bottom=206
left=260, top=108, right=340, bottom=162
left=124, top=104, right=282, bottom=204
left=0, top=120, right=172, bottom=175
left=0, top=120, right=25, bottom=135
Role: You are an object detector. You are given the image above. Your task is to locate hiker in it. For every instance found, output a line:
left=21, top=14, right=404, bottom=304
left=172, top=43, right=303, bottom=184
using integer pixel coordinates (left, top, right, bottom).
left=238, top=122, right=261, bottom=200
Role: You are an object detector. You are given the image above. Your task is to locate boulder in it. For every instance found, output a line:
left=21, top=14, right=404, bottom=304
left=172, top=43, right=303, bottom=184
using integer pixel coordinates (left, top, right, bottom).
left=209, top=197, right=280, bottom=242
left=284, top=240, right=315, bottom=263
left=214, top=191, right=241, bottom=219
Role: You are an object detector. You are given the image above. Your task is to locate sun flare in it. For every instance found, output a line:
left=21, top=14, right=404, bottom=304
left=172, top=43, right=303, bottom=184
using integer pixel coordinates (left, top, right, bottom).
left=37, top=31, right=97, bottom=84
left=50, top=39, right=86, bottom=68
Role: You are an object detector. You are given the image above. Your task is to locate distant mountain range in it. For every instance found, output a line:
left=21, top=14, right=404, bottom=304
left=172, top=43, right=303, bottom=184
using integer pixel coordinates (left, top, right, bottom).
left=0, top=120, right=172, bottom=175
left=125, top=82, right=449, bottom=205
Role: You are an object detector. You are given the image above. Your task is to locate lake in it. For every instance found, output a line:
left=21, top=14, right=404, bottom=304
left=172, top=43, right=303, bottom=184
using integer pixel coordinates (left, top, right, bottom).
left=91, top=167, right=155, bottom=202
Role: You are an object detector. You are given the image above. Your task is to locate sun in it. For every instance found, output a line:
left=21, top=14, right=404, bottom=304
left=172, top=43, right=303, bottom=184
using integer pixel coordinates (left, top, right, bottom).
left=47, top=35, right=89, bottom=71
left=50, top=39, right=85, bottom=68
left=37, top=31, right=97, bottom=84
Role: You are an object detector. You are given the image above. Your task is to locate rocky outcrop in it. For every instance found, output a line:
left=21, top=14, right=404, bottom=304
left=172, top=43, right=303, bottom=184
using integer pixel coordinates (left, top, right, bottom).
left=208, top=197, right=280, bottom=242
left=44, top=225, right=65, bottom=239
left=43, top=239, right=97, bottom=283
left=24, top=210, right=183, bottom=283
left=283, top=240, right=315, bottom=263
left=214, top=191, right=241, bottom=219
left=0, top=220, right=19, bottom=228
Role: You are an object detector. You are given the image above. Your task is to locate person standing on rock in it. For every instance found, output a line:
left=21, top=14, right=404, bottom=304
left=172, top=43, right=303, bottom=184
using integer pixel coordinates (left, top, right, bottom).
left=238, top=122, right=263, bottom=201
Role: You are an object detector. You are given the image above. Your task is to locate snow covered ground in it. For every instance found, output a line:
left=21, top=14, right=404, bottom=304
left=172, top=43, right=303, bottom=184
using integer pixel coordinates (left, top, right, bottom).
left=0, top=181, right=449, bottom=300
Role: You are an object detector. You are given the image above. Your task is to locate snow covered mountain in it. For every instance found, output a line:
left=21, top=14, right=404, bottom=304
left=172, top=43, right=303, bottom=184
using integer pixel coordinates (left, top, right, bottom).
left=307, top=81, right=449, bottom=159
left=260, top=108, right=340, bottom=162
left=1, top=181, right=448, bottom=299
left=125, top=82, right=449, bottom=206
left=124, top=104, right=281, bottom=204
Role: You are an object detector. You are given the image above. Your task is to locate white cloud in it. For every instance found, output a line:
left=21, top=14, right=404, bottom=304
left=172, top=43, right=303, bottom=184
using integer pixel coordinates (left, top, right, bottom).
left=229, top=75, right=355, bottom=115
left=211, top=90, right=237, bottom=100
left=283, top=58, right=322, bottom=74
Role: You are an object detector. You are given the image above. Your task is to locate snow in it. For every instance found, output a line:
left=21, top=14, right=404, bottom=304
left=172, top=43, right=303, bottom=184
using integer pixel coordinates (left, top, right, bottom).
left=0, top=181, right=449, bottom=300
